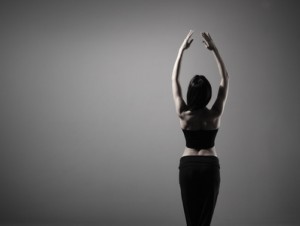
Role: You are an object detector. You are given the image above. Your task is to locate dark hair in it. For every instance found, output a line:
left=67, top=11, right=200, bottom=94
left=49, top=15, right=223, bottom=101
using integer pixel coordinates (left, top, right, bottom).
left=187, top=75, right=212, bottom=110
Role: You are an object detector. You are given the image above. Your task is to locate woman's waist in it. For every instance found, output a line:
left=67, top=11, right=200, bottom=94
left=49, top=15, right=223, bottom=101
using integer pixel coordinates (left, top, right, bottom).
left=182, top=147, right=217, bottom=157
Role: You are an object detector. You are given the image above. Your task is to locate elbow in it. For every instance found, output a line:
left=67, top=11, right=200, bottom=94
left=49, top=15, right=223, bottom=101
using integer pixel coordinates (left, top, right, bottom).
left=172, top=75, right=179, bottom=82
left=220, top=76, right=229, bottom=87
left=222, top=70, right=229, bottom=81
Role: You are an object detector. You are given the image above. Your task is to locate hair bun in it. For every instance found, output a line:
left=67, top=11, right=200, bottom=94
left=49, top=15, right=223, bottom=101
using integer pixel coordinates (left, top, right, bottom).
left=192, top=77, right=204, bottom=87
left=187, top=75, right=212, bottom=110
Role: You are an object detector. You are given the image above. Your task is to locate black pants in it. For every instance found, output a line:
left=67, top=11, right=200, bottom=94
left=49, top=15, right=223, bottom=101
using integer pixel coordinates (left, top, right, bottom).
left=179, top=156, right=220, bottom=226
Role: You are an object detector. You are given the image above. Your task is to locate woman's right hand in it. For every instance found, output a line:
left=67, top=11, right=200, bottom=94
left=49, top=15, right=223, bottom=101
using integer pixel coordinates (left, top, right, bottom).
left=180, top=30, right=194, bottom=51
left=202, top=32, right=216, bottom=51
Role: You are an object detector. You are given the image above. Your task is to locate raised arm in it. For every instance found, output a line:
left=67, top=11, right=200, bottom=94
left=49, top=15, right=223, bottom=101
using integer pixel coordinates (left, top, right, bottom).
left=202, top=32, right=229, bottom=117
left=172, top=30, right=194, bottom=117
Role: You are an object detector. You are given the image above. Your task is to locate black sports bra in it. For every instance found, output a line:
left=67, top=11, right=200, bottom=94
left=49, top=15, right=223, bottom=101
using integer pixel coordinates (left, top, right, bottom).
left=182, top=128, right=219, bottom=149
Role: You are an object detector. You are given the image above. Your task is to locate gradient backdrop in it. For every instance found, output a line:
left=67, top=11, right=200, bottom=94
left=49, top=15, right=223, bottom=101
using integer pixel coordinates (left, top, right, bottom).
left=1, top=0, right=300, bottom=225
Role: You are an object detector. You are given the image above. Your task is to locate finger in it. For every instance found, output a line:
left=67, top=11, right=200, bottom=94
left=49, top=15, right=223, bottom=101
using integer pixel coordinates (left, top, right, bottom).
left=202, top=36, right=208, bottom=43
left=188, top=30, right=194, bottom=37
left=185, top=33, right=192, bottom=41
left=202, top=32, right=208, bottom=40
left=187, top=35, right=193, bottom=41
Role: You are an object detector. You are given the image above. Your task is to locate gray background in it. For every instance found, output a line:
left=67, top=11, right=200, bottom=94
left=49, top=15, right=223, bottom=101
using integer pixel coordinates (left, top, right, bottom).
left=1, top=0, right=300, bottom=225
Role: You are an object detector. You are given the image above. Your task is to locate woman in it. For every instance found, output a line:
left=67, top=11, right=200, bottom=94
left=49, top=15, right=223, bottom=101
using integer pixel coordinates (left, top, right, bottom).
left=172, top=30, right=229, bottom=226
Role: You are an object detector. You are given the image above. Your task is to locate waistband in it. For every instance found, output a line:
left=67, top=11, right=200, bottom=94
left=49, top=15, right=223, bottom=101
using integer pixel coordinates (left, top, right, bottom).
left=180, top=155, right=219, bottom=165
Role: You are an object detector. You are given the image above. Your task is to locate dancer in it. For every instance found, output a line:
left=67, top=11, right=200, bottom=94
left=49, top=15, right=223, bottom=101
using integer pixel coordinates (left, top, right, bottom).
left=172, top=30, right=229, bottom=226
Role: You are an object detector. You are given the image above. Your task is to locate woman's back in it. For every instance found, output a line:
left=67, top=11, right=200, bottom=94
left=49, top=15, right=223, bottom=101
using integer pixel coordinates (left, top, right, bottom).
left=179, top=108, right=220, bottom=156
left=179, top=108, right=220, bottom=130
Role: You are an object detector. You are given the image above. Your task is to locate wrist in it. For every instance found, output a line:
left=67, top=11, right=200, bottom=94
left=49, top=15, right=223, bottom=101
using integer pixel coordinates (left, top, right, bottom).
left=212, top=46, right=219, bottom=53
left=179, top=47, right=185, bottom=52
left=178, top=48, right=185, bottom=55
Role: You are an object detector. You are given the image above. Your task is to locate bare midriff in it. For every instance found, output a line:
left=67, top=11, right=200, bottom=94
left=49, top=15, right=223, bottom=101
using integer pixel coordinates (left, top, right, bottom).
left=182, top=147, right=217, bottom=157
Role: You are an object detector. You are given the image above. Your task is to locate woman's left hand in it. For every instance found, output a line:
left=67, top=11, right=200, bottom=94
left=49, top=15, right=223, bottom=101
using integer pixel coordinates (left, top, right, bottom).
left=202, top=32, right=215, bottom=51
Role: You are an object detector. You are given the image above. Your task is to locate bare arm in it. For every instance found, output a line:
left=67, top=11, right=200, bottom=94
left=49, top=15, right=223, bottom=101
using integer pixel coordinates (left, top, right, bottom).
left=172, top=30, right=194, bottom=117
left=202, top=32, right=229, bottom=116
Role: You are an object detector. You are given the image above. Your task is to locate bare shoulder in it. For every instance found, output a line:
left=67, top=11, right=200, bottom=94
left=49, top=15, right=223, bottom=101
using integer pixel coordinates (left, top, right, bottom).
left=207, top=108, right=222, bottom=128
